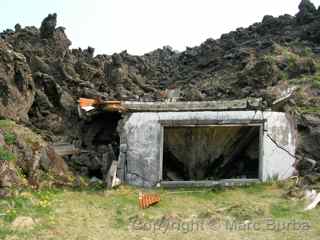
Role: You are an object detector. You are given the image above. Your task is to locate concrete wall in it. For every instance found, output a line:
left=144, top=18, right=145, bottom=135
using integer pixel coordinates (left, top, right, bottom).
left=117, top=111, right=296, bottom=187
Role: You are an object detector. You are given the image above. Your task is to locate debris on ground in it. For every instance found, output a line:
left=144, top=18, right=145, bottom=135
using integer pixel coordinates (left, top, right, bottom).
left=106, top=160, right=121, bottom=188
left=138, top=192, right=160, bottom=209
left=284, top=175, right=320, bottom=210
left=304, top=189, right=320, bottom=211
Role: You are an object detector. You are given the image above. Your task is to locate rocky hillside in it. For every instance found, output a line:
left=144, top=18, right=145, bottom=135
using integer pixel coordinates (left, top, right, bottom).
left=1, top=0, right=320, bottom=189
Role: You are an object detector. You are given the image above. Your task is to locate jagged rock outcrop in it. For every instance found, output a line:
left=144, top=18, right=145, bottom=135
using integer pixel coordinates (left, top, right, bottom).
left=0, top=40, right=35, bottom=122
left=296, top=0, right=318, bottom=24
left=40, top=13, right=57, bottom=39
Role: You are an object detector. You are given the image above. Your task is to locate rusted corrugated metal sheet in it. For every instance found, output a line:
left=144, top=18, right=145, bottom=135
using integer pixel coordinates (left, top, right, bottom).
left=138, top=192, right=160, bottom=209
left=79, top=98, right=126, bottom=112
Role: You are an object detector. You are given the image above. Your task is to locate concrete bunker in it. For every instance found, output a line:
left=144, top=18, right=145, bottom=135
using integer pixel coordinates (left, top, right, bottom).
left=79, top=98, right=297, bottom=188
left=115, top=100, right=297, bottom=188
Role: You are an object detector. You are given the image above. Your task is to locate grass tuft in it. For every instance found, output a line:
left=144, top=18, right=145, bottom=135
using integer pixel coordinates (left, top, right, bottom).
left=0, top=146, right=15, bottom=161
left=3, top=131, right=16, bottom=145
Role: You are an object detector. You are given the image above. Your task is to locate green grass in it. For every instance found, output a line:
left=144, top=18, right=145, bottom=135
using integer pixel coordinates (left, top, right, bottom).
left=270, top=201, right=293, bottom=219
left=287, top=58, right=320, bottom=88
left=298, top=106, right=320, bottom=114
left=0, top=183, right=320, bottom=240
left=0, top=227, right=13, bottom=239
left=0, top=188, right=63, bottom=239
left=0, top=146, right=15, bottom=161
left=0, top=188, right=60, bottom=223
left=3, top=131, right=16, bottom=145
left=311, top=74, right=320, bottom=88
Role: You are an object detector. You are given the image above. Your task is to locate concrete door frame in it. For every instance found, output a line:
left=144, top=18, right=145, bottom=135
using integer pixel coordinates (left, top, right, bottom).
left=159, top=121, right=265, bottom=187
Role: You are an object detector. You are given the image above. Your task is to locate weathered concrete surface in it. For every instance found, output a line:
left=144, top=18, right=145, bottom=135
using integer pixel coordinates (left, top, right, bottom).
left=118, top=111, right=296, bottom=187
left=120, top=98, right=262, bottom=112
left=262, top=112, right=297, bottom=180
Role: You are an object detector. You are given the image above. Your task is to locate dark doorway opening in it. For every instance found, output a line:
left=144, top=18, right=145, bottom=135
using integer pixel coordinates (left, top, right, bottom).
left=68, top=111, right=121, bottom=179
left=162, top=125, right=260, bottom=181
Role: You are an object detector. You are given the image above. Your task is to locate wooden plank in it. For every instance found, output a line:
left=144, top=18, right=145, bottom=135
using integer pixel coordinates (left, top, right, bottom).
left=106, top=161, right=120, bottom=188
left=53, top=144, right=79, bottom=156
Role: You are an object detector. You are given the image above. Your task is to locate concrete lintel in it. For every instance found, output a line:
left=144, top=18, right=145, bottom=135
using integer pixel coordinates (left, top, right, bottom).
left=122, top=98, right=262, bottom=112
left=160, top=119, right=265, bottom=126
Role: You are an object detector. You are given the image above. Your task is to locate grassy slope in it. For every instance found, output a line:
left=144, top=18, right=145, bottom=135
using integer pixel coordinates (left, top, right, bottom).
left=0, top=182, right=319, bottom=240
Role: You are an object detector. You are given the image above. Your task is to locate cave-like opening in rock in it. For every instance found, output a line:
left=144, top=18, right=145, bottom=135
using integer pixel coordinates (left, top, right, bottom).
left=88, top=169, right=104, bottom=179
left=69, top=111, right=122, bottom=180
left=162, top=125, right=261, bottom=181
left=81, top=112, right=121, bottom=155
